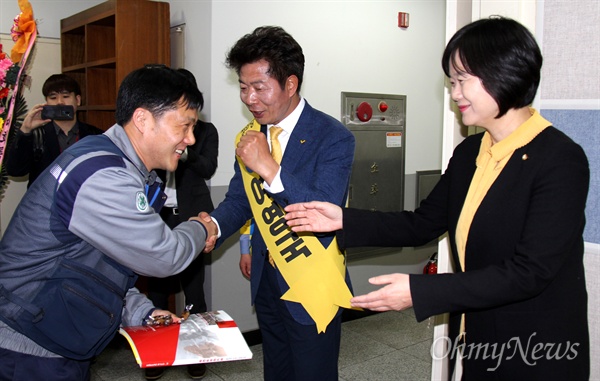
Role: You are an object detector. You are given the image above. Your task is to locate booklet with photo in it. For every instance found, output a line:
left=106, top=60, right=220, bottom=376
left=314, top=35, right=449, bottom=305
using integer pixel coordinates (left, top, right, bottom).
left=119, top=310, right=253, bottom=368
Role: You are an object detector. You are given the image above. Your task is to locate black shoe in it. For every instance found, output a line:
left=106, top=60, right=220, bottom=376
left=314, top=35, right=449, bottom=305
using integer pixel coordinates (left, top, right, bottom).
left=144, top=367, right=165, bottom=380
left=187, top=363, right=207, bottom=379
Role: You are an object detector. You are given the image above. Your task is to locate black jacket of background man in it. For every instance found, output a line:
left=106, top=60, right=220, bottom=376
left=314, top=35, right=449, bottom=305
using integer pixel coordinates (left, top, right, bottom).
left=5, top=121, right=103, bottom=188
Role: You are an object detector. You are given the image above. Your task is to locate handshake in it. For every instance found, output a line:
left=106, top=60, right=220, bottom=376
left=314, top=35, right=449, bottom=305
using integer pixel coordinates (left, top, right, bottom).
left=189, top=211, right=218, bottom=253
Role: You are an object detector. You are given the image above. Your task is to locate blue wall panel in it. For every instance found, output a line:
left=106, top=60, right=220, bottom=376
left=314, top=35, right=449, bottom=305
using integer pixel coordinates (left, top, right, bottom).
left=541, top=109, right=599, bottom=244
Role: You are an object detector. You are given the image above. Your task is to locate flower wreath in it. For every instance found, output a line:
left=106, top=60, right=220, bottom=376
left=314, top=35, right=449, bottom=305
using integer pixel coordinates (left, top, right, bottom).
left=0, top=0, right=37, bottom=197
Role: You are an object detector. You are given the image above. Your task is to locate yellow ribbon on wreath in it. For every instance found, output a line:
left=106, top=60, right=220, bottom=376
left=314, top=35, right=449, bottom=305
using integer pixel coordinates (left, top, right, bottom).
left=236, top=120, right=357, bottom=333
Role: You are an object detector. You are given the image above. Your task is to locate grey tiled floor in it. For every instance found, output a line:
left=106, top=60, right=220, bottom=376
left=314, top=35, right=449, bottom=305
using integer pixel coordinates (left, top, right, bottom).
left=91, top=309, right=434, bottom=381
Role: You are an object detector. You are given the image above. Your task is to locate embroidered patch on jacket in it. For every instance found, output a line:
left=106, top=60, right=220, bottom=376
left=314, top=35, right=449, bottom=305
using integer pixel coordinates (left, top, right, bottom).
left=136, top=191, right=149, bottom=212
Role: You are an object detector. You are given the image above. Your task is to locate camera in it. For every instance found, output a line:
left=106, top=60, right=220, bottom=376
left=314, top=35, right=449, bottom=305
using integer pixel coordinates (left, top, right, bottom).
left=41, top=105, right=75, bottom=121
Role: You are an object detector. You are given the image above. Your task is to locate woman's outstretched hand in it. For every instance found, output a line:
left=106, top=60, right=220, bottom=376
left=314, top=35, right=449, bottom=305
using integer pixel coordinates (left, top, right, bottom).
left=284, top=201, right=344, bottom=232
left=350, top=274, right=413, bottom=312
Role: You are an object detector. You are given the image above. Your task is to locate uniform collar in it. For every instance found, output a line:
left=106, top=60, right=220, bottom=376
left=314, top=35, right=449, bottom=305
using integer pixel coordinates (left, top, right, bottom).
left=104, top=125, right=161, bottom=185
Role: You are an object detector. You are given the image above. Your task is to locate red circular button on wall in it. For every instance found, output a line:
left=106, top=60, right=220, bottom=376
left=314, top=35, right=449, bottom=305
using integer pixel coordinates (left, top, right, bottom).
left=356, top=102, right=373, bottom=122
left=378, top=101, right=388, bottom=112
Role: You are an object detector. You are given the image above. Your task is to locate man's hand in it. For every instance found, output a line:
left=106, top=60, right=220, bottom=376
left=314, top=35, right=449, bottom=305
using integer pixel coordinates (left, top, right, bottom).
left=236, top=130, right=279, bottom=184
left=20, top=103, right=51, bottom=134
left=350, top=274, right=413, bottom=312
left=145, top=309, right=182, bottom=326
left=192, top=211, right=218, bottom=252
left=189, top=212, right=217, bottom=252
left=284, top=201, right=343, bottom=232
left=239, top=254, right=251, bottom=279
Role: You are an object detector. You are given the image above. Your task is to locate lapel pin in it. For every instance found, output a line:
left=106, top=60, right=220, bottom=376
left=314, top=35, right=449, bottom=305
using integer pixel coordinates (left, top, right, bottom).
left=522, top=154, right=528, bottom=161
left=300, top=140, right=306, bottom=144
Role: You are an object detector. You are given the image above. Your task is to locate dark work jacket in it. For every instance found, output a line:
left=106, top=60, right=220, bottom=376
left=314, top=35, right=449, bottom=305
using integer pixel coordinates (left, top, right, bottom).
left=0, top=135, right=138, bottom=360
left=4, top=121, right=103, bottom=188
left=339, top=127, right=590, bottom=381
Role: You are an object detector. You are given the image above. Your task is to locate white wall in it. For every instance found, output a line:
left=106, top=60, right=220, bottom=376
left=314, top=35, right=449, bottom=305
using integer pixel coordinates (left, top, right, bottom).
left=168, top=1, right=212, bottom=120
left=206, top=1, right=446, bottom=186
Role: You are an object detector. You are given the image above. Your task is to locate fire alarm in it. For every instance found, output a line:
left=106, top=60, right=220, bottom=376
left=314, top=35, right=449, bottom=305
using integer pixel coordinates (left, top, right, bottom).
left=398, top=12, right=409, bottom=28
left=356, top=102, right=373, bottom=122
left=378, top=101, right=389, bottom=113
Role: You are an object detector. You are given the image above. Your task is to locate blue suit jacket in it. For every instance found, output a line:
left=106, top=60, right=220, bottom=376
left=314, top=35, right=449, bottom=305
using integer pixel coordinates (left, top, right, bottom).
left=211, top=101, right=355, bottom=324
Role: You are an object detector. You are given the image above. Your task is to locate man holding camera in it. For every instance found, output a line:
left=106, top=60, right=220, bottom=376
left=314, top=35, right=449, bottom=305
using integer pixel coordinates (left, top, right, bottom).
left=5, top=73, right=103, bottom=188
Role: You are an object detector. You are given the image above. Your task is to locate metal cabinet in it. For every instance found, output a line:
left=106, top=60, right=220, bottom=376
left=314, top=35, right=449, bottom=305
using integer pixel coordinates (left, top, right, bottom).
left=341, top=92, right=407, bottom=259
left=342, top=92, right=406, bottom=212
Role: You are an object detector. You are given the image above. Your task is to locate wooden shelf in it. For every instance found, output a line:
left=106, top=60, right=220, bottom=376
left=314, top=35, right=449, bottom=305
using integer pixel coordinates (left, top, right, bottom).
left=62, top=63, right=87, bottom=73
left=61, top=0, right=170, bottom=130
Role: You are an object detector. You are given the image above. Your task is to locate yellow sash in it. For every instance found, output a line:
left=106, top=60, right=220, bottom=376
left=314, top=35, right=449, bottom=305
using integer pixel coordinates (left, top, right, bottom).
left=236, top=120, right=356, bottom=333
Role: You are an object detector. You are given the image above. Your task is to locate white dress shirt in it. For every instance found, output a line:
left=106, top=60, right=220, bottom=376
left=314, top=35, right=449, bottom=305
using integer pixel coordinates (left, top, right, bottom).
left=263, top=97, right=306, bottom=194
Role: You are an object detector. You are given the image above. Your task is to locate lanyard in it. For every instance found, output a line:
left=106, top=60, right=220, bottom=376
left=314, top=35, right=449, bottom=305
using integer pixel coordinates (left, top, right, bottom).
left=145, top=181, right=165, bottom=211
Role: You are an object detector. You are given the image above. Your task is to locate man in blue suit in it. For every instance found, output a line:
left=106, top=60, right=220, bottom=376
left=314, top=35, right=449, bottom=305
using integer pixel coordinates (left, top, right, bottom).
left=206, top=26, right=355, bottom=381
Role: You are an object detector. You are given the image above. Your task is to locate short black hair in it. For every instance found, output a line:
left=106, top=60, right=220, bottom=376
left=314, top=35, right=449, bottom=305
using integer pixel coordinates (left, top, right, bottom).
left=42, top=74, right=81, bottom=97
left=225, top=26, right=305, bottom=93
left=116, top=65, right=203, bottom=126
left=176, top=68, right=204, bottom=111
left=442, top=16, right=543, bottom=118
